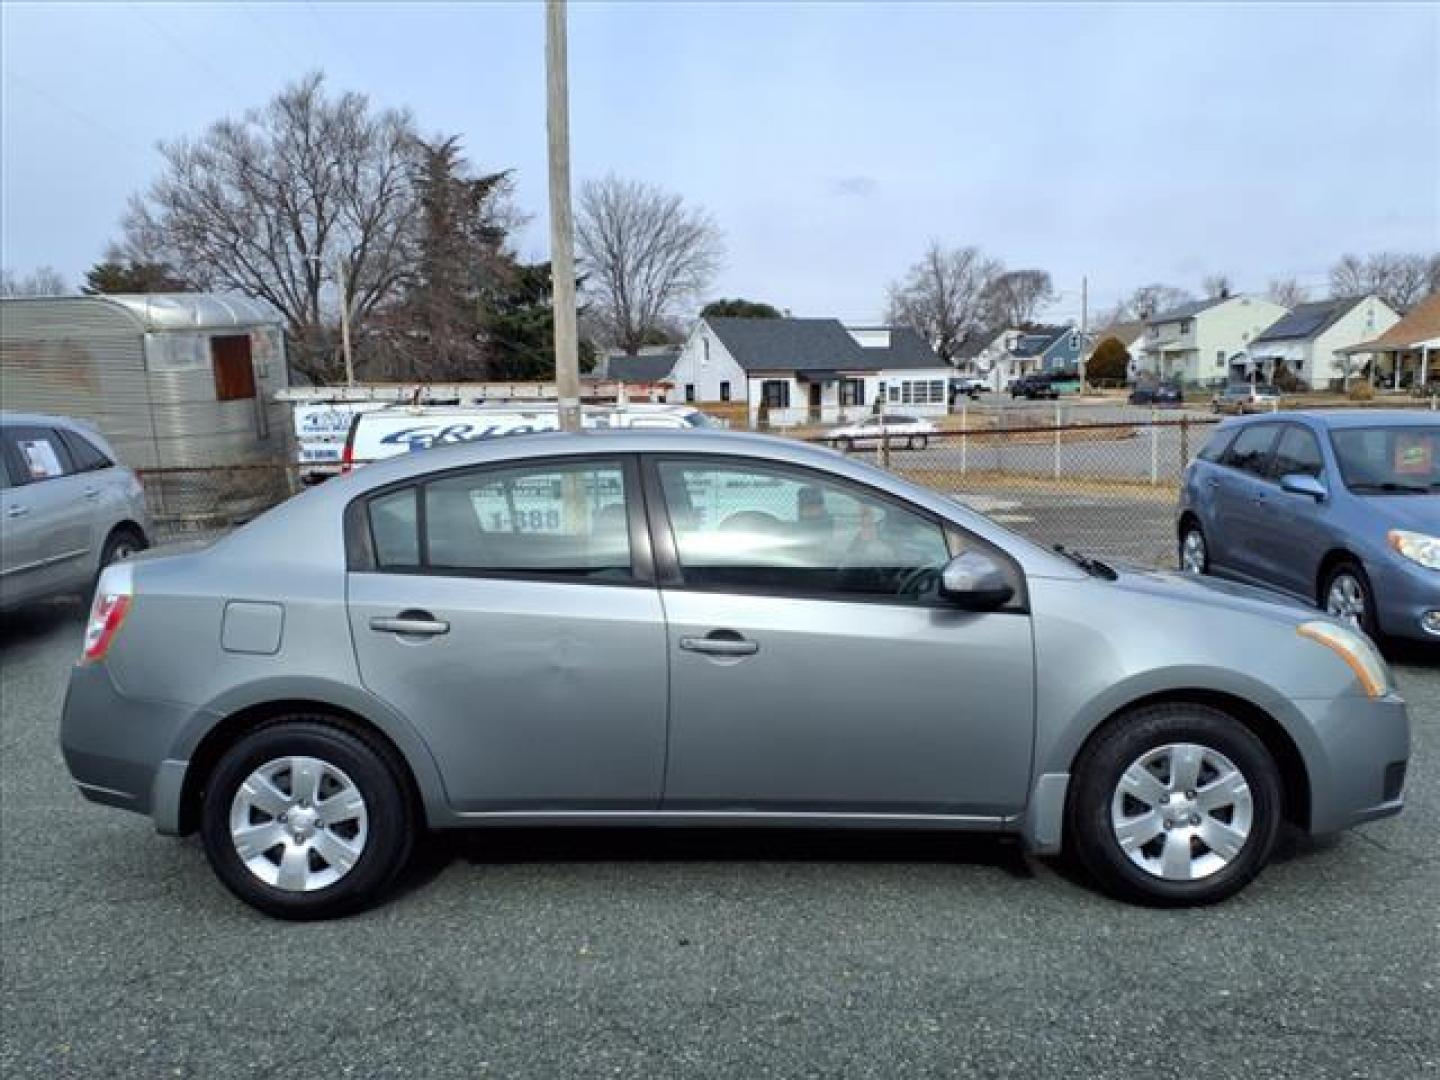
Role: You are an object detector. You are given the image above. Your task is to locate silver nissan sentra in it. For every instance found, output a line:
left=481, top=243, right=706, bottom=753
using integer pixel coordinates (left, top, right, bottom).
left=62, top=430, right=1409, bottom=918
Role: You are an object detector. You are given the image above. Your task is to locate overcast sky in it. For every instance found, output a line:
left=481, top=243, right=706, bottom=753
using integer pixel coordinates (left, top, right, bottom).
left=2, top=1, right=1436, bottom=323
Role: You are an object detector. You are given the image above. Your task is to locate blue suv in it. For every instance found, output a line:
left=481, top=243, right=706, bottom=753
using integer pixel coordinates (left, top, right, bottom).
left=1178, top=410, right=1439, bottom=643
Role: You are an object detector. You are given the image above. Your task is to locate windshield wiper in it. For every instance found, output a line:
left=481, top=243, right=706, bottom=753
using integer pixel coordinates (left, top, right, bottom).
left=1053, top=544, right=1118, bottom=580
left=1349, top=481, right=1435, bottom=494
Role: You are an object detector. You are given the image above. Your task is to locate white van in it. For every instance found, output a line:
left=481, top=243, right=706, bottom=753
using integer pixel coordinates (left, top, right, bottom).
left=342, top=403, right=720, bottom=467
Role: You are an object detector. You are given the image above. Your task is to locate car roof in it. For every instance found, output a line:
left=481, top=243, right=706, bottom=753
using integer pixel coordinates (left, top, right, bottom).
left=0, top=411, right=95, bottom=429
left=1224, top=409, right=1436, bottom=430
left=355, top=403, right=695, bottom=419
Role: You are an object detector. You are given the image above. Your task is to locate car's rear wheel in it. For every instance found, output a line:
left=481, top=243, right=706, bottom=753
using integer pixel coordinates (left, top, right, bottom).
left=201, top=718, right=415, bottom=920
left=1179, top=521, right=1208, bottom=574
left=1322, top=560, right=1378, bottom=638
left=1067, top=703, right=1282, bottom=906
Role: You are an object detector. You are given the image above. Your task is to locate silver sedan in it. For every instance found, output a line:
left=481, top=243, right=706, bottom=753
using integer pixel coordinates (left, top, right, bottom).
left=61, top=430, right=1408, bottom=918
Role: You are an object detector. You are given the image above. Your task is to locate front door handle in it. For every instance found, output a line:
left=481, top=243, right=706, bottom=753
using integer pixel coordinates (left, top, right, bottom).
left=370, top=613, right=450, bottom=636
left=5, top=505, right=29, bottom=518
left=83, top=487, right=100, bottom=499
left=679, top=632, right=759, bottom=657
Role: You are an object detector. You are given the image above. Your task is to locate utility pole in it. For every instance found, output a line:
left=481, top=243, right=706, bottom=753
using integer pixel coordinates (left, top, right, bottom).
left=336, top=256, right=355, bottom=387
left=545, top=0, right=582, bottom=433
left=1077, top=275, right=1088, bottom=394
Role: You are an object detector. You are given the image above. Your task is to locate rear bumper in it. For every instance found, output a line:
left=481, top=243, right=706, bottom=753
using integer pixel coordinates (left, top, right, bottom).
left=1299, top=692, right=1410, bottom=835
left=61, top=661, right=194, bottom=833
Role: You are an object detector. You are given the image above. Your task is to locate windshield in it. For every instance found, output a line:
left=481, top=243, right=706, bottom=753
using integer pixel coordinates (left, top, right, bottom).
left=682, top=411, right=719, bottom=428
left=1330, top=426, right=1440, bottom=494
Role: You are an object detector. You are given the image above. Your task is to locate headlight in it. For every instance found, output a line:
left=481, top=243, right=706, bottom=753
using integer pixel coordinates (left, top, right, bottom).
left=1297, top=621, right=1391, bottom=698
left=1388, top=530, right=1440, bottom=570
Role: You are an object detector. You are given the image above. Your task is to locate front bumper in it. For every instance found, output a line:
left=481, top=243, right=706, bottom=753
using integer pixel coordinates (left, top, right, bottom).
left=61, top=660, right=195, bottom=832
left=1297, top=692, right=1410, bottom=835
left=1370, top=555, right=1440, bottom=644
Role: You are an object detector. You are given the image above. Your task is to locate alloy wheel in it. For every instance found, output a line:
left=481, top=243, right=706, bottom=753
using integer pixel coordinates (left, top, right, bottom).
left=1180, top=529, right=1207, bottom=574
left=229, top=756, right=369, bottom=892
left=1110, top=742, right=1253, bottom=882
left=1325, top=573, right=1368, bottom=630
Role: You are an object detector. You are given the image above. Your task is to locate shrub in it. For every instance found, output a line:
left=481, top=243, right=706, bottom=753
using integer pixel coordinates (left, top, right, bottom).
left=1348, top=381, right=1375, bottom=402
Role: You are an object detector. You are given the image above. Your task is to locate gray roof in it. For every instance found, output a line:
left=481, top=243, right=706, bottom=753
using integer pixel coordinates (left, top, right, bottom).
left=706, top=318, right=944, bottom=373
left=1011, top=327, right=1069, bottom=358
left=707, top=317, right=867, bottom=372
left=0, top=292, right=282, bottom=331
left=603, top=352, right=680, bottom=383
left=1251, top=297, right=1363, bottom=345
left=1146, top=297, right=1228, bottom=325
left=954, top=328, right=1006, bottom=359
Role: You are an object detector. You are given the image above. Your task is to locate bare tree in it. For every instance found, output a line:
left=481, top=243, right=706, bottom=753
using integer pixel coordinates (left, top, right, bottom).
left=1118, top=284, right=1193, bottom=321
left=117, top=73, right=420, bottom=382
left=0, top=266, right=68, bottom=297
left=1330, top=252, right=1439, bottom=312
left=886, top=242, right=1003, bottom=364
left=575, top=175, right=724, bottom=356
left=1201, top=273, right=1234, bottom=300
left=1265, top=276, right=1309, bottom=309
left=981, top=269, right=1055, bottom=328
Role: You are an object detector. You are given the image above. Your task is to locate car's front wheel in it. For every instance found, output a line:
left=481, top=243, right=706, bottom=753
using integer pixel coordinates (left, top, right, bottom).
left=1179, top=520, right=1208, bottom=574
left=1322, top=560, right=1378, bottom=638
left=200, top=718, right=416, bottom=920
left=1067, top=703, right=1282, bottom=906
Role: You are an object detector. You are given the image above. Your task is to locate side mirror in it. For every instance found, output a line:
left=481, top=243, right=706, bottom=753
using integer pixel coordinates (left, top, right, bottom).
left=1280, top=473, right=1326, bottom=501
left=939, top=551, right=1015, bottom=610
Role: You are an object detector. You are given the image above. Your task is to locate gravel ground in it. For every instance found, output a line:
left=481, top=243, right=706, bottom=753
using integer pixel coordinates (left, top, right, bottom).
left=1, top=601, right=1436, bottom=1080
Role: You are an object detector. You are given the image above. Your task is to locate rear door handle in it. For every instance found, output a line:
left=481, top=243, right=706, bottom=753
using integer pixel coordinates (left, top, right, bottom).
left=370, top=614, right=450, bottom=636
left=5, top=505, right=29, bottom=518
left=679, top=633, right=759, bottom=657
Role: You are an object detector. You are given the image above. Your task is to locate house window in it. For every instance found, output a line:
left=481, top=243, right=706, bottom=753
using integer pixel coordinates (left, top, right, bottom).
left=719, top=380, right=731, bottom=402
left=211, top=335, right=256, bottom=402
left=1069, top=331, right=1079, bottom=350
left=1216, top=350, right=1225, bottom=368
left=929, top=380, right=945, bottom=403
left=702, top=338, right=710, bottom=367
left=888, top=384, right=901, bottom=404
left=685, top=384, right=696, bottom=403
left=761, top=380, right=790, bottom=409
left=840, top=378, right=865, bottom=408
left=1180, top=320, right=1193, bottom=334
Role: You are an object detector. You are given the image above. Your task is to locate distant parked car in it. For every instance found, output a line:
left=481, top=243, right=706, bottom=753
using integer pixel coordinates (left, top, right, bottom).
left=1212, top=384, right=1280, bottom=415
left=1178, top=411, right=1439, bottom=643
left=950, top=376, right=986, bottom=400
left=63, top=428, right=1408, bottom=918
left=0, top=413, right=149, bottom=610
left=825, top=414, right=937, bottom=451
left=1130, top=384, right=1184, bottom=408
left=1011, top=374, right=1060, bottom=400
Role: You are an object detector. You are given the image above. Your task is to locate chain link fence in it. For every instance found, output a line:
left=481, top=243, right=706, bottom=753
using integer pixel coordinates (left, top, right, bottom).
left=137, top=410, right=1219, bottom=569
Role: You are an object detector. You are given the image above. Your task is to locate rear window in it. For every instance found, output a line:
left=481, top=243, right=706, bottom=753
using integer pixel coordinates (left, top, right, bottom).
left=58, top=429, right=113, bottom=472
left=5, top=427, right=74, bottom=483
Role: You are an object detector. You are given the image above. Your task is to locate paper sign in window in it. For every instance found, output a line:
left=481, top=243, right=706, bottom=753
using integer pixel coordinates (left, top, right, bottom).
left=1394, top=434, right=1434, bottom=477
left=19, top=439, right=63, bottom=480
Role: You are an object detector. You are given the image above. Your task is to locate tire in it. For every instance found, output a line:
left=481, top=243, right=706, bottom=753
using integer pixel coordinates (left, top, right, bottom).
left=1067, top=703, right=1282, bottom=907
left=1321, top=559, right=1378, bottom=638
left=1178, top=520, right=1209, bottom=574
left=92, top=526, right=148, bottom=597
left=200, top=718, right=416, bottom=920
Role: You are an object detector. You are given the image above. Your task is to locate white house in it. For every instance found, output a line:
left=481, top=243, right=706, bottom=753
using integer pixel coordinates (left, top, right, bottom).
left=1245, top=295, right=1400, bottom=390
left=1142, top=294, right=1289, bottom=388
left=662, top=317, right=954, bottom=426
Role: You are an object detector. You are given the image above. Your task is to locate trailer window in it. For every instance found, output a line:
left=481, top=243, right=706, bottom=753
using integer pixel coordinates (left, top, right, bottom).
left=212, top=335, right=257, bottom=401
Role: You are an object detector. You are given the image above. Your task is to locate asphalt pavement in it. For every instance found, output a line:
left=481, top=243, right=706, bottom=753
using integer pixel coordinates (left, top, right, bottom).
left=1, top=601, right=1436, bottom=1080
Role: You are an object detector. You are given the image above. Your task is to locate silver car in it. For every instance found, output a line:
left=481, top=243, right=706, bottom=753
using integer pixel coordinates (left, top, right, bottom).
left=1, top=412, right=149, bottom=610
left=61, top=430, right=1408, bottom=919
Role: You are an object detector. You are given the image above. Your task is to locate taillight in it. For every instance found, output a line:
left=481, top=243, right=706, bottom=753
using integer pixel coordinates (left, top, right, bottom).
left=340, top=436, right=355, bottom=474
left=83, top=564, right=133, bottom=663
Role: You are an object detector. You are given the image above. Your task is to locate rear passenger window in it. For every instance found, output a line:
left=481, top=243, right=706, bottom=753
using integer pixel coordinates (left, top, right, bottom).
left=58, top=430, right=113, bottom=472
left=1221, top=425, right=1278, bottom=477
left=1270, top=426, right=1324, bottom=479
left=369, top=488, right=420, bottom=568
left=1196, top=429, right=1234, bottom=463
left=363, top=460, right=632, bottom=581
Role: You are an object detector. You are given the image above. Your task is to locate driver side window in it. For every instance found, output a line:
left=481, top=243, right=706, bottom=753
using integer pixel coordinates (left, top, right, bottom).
left=655, top=459, right=950, bottom=601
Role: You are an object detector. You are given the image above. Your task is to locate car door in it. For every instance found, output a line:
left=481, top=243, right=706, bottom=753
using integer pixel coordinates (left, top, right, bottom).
left=0, top=425, right=94, bottom=603
left=1210, top=422, right=1281, bottom=580
left=346, top=455, right=669, bottom=812
left=646, top=455, right=1036, bottom=817
left=1258, top=423, right=1330, bottom=598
